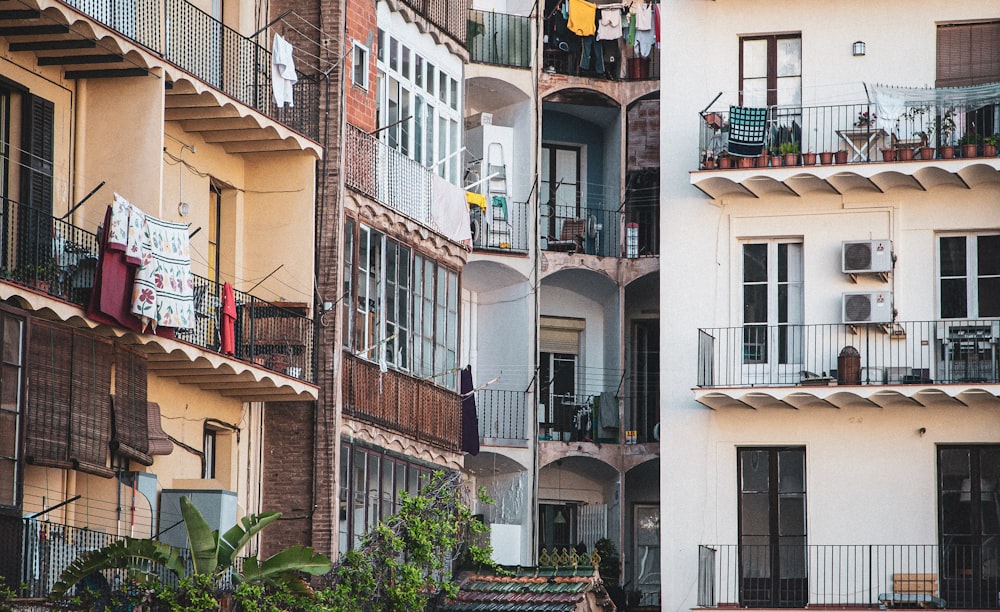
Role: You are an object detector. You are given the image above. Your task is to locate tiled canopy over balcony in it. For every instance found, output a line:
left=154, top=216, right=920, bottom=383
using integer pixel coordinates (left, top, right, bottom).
left=692, top=83, right=1000, bottom=199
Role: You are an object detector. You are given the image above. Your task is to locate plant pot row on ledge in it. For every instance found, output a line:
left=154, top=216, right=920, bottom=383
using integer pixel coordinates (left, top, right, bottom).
left=702, top=142, right=1000, bottom=170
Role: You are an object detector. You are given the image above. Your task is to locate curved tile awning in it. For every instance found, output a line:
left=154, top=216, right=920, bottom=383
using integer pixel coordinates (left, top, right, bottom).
left=694, top=383, right=1000, bottom=410
left=691, top=159, right=1000, bottom=199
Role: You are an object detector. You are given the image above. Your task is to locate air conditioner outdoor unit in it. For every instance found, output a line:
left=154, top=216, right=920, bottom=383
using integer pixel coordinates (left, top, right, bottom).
left=842, top=239, right=893, bottom=274
left=842, top=291, right=893, bottom=324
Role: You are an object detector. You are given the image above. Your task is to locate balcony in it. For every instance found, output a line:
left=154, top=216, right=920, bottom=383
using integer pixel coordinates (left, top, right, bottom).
left=345, top=124, right=433, bottom=227
left=692, top=104, right=1000, bottom=200
left=0, top=199, right=316, bottom=384
left=341, top=353, right=462, bottom=452
left=471, top=198, right=530, bottom=254
left=695, top=320, right=1000, bottom=410
left=541, top=15, right=659, bottom=82
left=59, top=0, right=320, bottom=139
left=398, top=0, right=469, bottom=46
left=476, top=389, right=529, bottom=447
left=699, top=543, right=1000, bottom=610
left=541, top=204, right=621, bottom=257
left=467, top=10, right=531, bottom=69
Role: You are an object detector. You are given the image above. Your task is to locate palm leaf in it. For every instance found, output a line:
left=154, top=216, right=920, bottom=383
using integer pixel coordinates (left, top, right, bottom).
left=241, top=546, right=331, bottom=585
left=217, top=510, right=280, bottom=569
left=50, top=538, right=184, bottom=598
left=179, top=496, right=219, bottom=575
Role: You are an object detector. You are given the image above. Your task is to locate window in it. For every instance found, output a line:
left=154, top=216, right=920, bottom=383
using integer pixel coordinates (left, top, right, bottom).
left=0, top=306, right=26, bottom=510
left=343, top=221, right=459, bottom=388
left=375, top=33, right=461, bottom=182
left=351, top=41, right=370, bottom=89
left=742, top=241, right=803, bottom=375
left=738, top=447, right=807, bottom=608
left=939, top=233, right=1000, bottom=319
left=202, top=428, right=216, bottom=479
left=740, top=35, right=801, bottom=108
left=541, top=144, right=581, bottom=241
left=936, top=23, right=1000, bottom=138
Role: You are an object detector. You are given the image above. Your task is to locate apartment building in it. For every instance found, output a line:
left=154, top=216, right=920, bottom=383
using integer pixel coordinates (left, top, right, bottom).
left=464, top=0, right=661, bottom=606
left=0, top=0, right=321, bottom=595
left=661, top=2, right=1000, bottom=610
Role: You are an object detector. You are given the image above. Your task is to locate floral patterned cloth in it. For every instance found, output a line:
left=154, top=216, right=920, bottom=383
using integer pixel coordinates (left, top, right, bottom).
left=130, top=213, right=194, bottom=331
left=107, top=193, right=145, bottom=265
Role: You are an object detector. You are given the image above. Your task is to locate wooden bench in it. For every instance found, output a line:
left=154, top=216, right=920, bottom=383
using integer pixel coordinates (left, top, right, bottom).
left=878, top=573, right=945, bottom=609
left=547, top=218, right=586, bottom=253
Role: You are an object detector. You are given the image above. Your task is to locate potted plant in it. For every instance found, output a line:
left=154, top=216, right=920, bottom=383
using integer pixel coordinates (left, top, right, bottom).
left=717, top=150, right=733, bottom=169
left=778, top=141, right=800, bottom=166
left=855, top=109, right=877, bottom=128
left=736, top=155, right=755, bottom=169
left=770, top=147, right=785, bottom=167
left=819, top=151, right=834, bottom=165
left=835, top=150, right=848, bottom=164
left=984, top=134, right=999, bottom=157
left=757, top=149, right=770, bottom=168
left=802, top=150, right=817, bottom=166
left=959, top=131, right=983, bottom=157
left=880, top=146, right=897, bottom=162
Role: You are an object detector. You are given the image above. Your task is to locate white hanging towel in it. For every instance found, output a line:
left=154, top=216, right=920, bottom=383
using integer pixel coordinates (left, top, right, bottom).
left=634, top=3, right=652, bottom=30
left=272, top=33, right=298, bottom=107
left=597, top=8, right=622, bottom=41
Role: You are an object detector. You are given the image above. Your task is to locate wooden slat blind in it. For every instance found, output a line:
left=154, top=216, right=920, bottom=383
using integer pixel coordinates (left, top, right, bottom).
left=69, top=330, right=113, bottom=476
left=937, top=21, right=1000, bottom=87
left=112, top=346, right=151, bottom=466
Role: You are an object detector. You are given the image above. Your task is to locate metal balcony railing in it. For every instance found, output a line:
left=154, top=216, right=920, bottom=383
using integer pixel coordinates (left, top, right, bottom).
left=0, top=517, right=243, bottom=598
left=341, top=353, right=462, bottom=452
left=399, top=0, right=469, bottom=45
left=62, top=0, right=319, bottom=139
left=476, top=389, right=529, bottom=446
left=542, top=14, right=659, bottom=82
left=697, top=320, right=1000, bottom=389
left=699, top=543, right=1000, bottom=609
left=0, top=199, right=315, bottom=383
left=541, top=204, right=621, bottom=257
left=699, top=104, right=1000, bottom=171
left=471, top=198, right=530, bottom=254
left=345, top=124, right=433, bottom=226
left=467, top=10, right=532, bottom=69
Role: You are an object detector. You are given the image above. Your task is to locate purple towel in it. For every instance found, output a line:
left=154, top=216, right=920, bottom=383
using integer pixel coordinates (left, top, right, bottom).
left=461, top=366, right=480, bottom=455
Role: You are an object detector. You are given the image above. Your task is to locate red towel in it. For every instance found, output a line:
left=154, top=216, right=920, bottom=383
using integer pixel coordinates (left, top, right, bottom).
left=221, top=282, right=236, bottom=356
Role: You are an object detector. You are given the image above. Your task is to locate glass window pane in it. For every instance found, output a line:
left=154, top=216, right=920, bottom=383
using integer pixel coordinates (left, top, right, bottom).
left=978, top=277, right=1000, bottom=317
left=742, top=39, right=768, bottom=79
left=377, top=29, right=384, bottom=62
left=941, top=236, right=967, bottom=277
left=389, top=37, right=398, bottom=72
left=978, top=235, right=1000, bottom=275
left=778, top=450, right=805, bottom=493
left=941, top=278, right=968, bottom=318
left=3, top=317, right=21, bottom=364
left=777, top=38, right=802, bottom=77
left=744, top=285, right=767, bottom=323
left=744, top=244, right=767, bottom=282
left=400, top=44, right=411, bottom=80
left=742, top=450, right=769, bottom=491
left=778, top=496, right=805, bottom=536
left=414, top=54, right=424, bottom=88
left=743, top=79, right=768, bottom=108
left=741, top=492, right=770, bottom=535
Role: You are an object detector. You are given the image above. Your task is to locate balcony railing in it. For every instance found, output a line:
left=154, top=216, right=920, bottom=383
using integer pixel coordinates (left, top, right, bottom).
left=471, top=198, right=530, bottom=254
left=345, top=124, right=433, bottom=226
left=697, top=320, right=1000, bottom=389
left=476, top=389, right=529, bottom=446
left=0, top=517, right=242, bottom=598
left=467, top=10, right=531, bottom=69
left=0, top=199, right=316, bottom=382
left=541, top=204, right=622, bottom=257
left=699, top=543, right=1000, bottom=609
left=542, top=16, right=659, bottom=82
left=62, top=0, right=319, bottom=139
left=399, top=0, right=469, bottom=45
left=698, top=104, right=1000, bottom=171
left=341, top=353, right=462, bottom=452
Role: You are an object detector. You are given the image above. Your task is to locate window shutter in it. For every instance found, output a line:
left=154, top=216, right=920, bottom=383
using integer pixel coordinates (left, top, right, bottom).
left=26, top=320, right=72, bottom=468
left=112, top=346, right=150, bottom=465
left=20, top=93, right=53, bottom=211
left=937, top=21, right=1000, bottom=87
left=68, top=330, right=113, bottom=477
left=539, top=316, right=584, bottom=355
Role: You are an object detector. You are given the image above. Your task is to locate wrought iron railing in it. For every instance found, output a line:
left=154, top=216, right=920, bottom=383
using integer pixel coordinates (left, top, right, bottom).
left=697, top=320, right=1000, bottom=389
left=698, top=543, right=999, bottom=609
left=471, top=198, right=530, bottom=254
left=344, top=124, right=433, bottom=226
left=399, top=0, right=469, bottom=45
left=341, top=353, right=462, bottom=452
left=623, top=201, right=658, bottom=258
left=62, top=0, right=319, bottom=139
left=541, top=204, right=621, bottom=257
left=476, top=389, right=529, bottom=445
left=698, top=104, right=1000, bottom=171
left=467, top=10, right=532, bottom=69
left=0, top=199, right=315, bottom=383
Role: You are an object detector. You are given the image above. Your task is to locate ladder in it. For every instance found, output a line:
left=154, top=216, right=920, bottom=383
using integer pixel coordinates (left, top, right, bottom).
left=485, top=141, right=512, bottom=249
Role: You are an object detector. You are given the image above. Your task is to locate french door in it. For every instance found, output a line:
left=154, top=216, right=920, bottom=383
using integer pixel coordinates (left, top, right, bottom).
left=742, top=241, right=803, bottom=385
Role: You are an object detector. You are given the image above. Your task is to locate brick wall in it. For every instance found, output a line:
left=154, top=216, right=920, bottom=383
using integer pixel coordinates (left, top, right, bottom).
left=260, top=401, right=315, bottom=558
left=345, top=0, right=378, bottom=132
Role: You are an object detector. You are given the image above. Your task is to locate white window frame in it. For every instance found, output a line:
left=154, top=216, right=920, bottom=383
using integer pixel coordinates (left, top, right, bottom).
left=352, top=41, right=370, bottom=90
left=938, top=232, right=1000, bottom=319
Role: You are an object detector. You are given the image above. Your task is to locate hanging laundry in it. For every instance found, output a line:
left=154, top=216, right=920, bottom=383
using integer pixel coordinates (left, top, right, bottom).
left=131, top=213, right=195, bottom=332
left=460, top=366, right=480, bottom=455
left=635, top=2, right=652, bottom=30
left=635, top=28, right=655, bottom=58
left=221, top=281, right=236, bottom=356
left=271, top=33, right=298, bottom=107
left=654, top=3, right=661, bottom=46
left=431, top=174, right=473, bottom=250
left=567, top=0, right=597, bottom=37
left=597, top=7, right=622, bottom=41
left=627, top=12, right=637, bottom=46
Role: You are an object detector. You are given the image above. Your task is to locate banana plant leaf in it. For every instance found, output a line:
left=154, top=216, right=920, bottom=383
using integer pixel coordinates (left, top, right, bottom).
left=50, top=538, right=185, bottom=598
left=217, top=510, right=281, bottom=569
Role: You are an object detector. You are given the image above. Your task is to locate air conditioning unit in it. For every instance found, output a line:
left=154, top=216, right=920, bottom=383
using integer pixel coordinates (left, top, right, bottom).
left=842, top=291, right=893, bottom=324
left=842, top=239, right=893, bottom=274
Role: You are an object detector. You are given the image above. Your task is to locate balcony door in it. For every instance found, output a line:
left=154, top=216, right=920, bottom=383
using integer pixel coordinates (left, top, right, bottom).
left=742, top=241, right=803, bottom=385
left=541, top=144, right=581, bottom=244
left=939, top=445, right=1000, bottom=609
left=738, top=447, right=807, bottom=608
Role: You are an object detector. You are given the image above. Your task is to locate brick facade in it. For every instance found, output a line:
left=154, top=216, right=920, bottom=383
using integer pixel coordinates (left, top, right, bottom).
left=260, top=401, right=316, bottom=558
left=345, top=0, right=378, bottom=132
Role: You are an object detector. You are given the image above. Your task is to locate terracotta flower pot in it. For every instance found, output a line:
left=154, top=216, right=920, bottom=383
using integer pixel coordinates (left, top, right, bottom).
left=919, top=147, right=936, bottom=160
left=783, top=153, right=799, bottom=166
left=718, top=156, right=733, bottom=169
left=962, top=144, right=978, bottom=158
left=881, top=148, right=896, bottom=162
left=757, top=153, right=770, bottom=168
left=985, top=144, right=997, bottom=157
left=771, top=155, right=784, bottom=167
left=802, top=152, right=817, bottom=166
left=819, top=152, right=834, bottom=165
left=737, top=156, right=755, bottom=169
left=940, top=146, right=956, bottom=159
left=835, top=150, right=848, bottom=164
left=898, top=147, right=914, bottom=161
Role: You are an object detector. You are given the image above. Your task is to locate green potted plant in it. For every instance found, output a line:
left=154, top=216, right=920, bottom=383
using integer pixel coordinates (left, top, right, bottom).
left=778, top=141, right=800, bottom=166
left=984, top=134, right=999, bottom=157
left=959, top=131, right=983, bottom=157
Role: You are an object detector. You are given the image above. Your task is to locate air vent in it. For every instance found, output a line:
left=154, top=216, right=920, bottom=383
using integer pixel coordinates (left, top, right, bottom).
left=842, top=240, right=892, bottom=274
left=843, top=291, right=893, bottom=324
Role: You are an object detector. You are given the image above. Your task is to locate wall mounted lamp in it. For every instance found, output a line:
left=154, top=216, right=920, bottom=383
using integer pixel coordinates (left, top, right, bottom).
left=853, top=41, right=866, bottom=56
